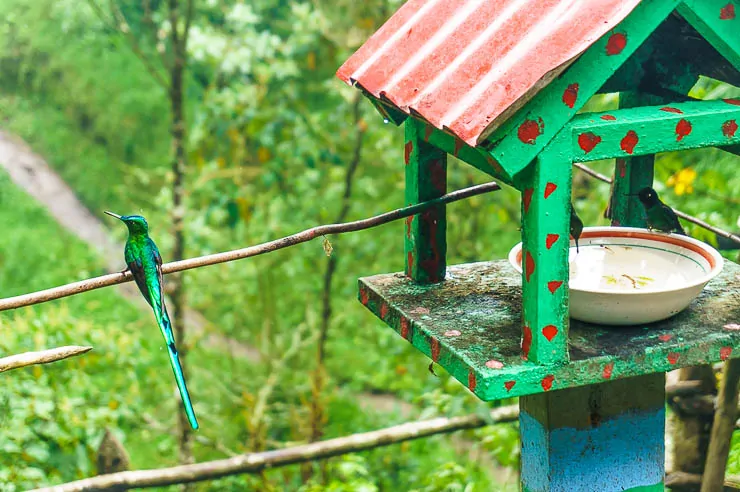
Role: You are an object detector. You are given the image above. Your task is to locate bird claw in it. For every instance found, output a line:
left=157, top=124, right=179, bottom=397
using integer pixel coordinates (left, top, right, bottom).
left=119, top=268, right=129, bottom=276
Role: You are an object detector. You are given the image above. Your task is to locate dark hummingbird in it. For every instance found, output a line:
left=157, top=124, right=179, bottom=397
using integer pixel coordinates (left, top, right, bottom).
left=105, top=211, right=199, bottom=430
left=630, top=187, right=686, bottom=235
left=570, top=203, right=584, bottom=253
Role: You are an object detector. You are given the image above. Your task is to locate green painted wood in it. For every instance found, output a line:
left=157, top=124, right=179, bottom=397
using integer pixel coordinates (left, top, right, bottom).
left=421, top=123, right=513, bottom=186
left=483, top=0, right=680, bottom=178
left=679, top=0, right=740, bottom=72
left=566, top=99, right=740, bottom=162
left=363, top=91, right=408, bottom=126
left=358, top=260, right=740, bottom=401
left=610, top=93, right=656, bottom=228
left=404, top=118, right=447, bottom=284
left=516, top=141, right=571, bottom=365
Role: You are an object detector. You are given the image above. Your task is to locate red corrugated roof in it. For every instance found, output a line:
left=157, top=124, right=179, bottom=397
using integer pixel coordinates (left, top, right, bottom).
left=337, top=0, right=643, bottom=146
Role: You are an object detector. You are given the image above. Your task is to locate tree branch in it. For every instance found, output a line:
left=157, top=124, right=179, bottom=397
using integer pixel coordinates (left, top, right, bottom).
left=28, top=405, right=519, bottom=491
left=0, top=346, right=92, bottom=373
left=0, top=182, right=501, bottom=312
left=573, top=162, right=740, bottom=245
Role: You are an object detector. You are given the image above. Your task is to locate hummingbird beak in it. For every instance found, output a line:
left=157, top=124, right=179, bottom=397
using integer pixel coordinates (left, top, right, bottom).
left=104, top=211, right=123, bottom=220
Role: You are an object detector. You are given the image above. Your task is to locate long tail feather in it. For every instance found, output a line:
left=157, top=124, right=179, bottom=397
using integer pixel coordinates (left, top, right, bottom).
left=154, top=305, right=199, bottom=430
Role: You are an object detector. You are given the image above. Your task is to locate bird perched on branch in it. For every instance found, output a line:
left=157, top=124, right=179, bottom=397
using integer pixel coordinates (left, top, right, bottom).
left=105, top=211, right=199, bottom=430
left=630, top=187, right=686, bottom=235
left=570, top=203, right=584, bottom=253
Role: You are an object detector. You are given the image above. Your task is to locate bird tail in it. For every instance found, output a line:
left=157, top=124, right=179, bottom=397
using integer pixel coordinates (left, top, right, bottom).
left=155, top=308, right=199, bottom=430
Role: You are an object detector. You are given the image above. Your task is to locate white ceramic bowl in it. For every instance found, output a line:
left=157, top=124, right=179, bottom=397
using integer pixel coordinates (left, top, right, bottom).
left=508, top=227, right=724, bottom=325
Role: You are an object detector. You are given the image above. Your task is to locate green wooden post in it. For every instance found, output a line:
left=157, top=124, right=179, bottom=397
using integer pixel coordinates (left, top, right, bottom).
left=404, top=118, right=447, bottom=284
left=609, top=93, right=655, bottom=227
left=518, top=140, right=571, bottom=365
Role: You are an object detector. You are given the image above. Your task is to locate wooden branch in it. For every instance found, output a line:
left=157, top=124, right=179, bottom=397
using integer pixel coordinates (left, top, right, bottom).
left=573, top=163, right=740, bottom=245
left=0, top=346, right=92, bottom=373
left=0, top=182, right=500, bottom=312
left=701, top=358, right=740, bottom=492
left=28, top=405, right=519, bottom=491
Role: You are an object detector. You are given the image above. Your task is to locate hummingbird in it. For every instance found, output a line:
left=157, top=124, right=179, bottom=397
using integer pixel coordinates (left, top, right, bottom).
left=570, top=204, right=584, bottom=253
left=630, top=187, right=686, bottom=235
left=105, top=211, right=199, bottom=430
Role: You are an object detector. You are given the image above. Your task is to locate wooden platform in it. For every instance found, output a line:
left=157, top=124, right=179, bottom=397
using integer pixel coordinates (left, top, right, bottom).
left=359, top=260, right=740, bottom=401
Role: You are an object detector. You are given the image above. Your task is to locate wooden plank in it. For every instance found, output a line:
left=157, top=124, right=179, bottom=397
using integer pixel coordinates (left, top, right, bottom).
left=404, top=118, right=447, bottom=284
left=358, top=260, right=740, bottom=402
left=679, top=0, right=740, bottom=72
left=516, top=141, right=571, bottom=365
left=483, top=0, right=681, bottom=178
left=609, top=93, right=656, bottom=228
left=566, top=99, right=740, bottom=162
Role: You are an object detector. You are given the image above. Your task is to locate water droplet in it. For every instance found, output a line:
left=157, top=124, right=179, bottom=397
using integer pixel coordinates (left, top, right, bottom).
left=383, top=118, right=390, bottom=124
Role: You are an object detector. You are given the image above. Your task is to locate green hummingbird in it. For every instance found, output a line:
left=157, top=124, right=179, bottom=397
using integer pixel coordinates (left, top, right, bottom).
left=105, top=211, right=199, bottom=430
left=631, top=187, right=686, bottom=235
left=570, top=203, right=584, bottom=253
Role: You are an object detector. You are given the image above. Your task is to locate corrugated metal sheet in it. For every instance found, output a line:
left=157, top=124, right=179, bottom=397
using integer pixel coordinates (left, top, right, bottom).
left=337, top=0, right=643, bottom=146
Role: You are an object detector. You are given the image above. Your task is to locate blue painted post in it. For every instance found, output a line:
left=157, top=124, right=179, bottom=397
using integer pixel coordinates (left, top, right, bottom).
left=520, top=374, right=666, bottom=491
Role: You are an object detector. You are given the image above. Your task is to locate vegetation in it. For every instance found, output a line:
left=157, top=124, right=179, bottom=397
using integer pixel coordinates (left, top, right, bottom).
left=0, top=0, right=738, bottom=490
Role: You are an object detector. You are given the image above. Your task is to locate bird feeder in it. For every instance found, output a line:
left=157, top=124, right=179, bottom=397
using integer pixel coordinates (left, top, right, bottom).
left=337, top=1, right=740, bottom=490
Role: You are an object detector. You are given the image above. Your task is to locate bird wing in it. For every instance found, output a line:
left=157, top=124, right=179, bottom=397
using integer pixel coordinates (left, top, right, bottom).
left=127, top=256, right=153, bottom=307
left=662, top=203, right=686, bottom=235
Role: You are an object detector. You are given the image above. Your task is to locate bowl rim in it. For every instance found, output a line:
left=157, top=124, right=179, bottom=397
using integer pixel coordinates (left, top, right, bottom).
left=508, top=226, right=724, bottom=295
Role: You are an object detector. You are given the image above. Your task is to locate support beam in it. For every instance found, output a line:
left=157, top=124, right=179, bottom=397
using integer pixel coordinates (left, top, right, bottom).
left=404, top=118, right=447, bottom=284
left=520, top=374, right=666, bottom=492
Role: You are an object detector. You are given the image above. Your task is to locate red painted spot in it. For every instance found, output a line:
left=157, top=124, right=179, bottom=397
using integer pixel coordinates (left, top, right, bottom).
left=444, top=330, right=461, bottom=337
left=542, top=325, right=558, bottom=341
left=602, top=362, right=614, bottom=379
left=468, top=369, right=477, bottom=391
left=360, top=289, right=369, bottom=306
left=544, top=182, right=557, bottom=199
left=518, top=118, right=544, bottom=144
left=660, top=106, right=683, bottom=114
left=675, top=119, right=692, bottom=141
left=404, top=141, right=413, bottom=165
left=720, top=3, right=736, bottom=19
left=380, top=303, right=389, bottom=320
left=453, top=138, right=464, bottom=157
left=562, top=83, right=579, bottom=108
left=617, top=158, right=627, bottom=178
left=400, top=317, right=410, bottom=340
left=725, top=99, right=740, bottom=106
left=521, top=325, right=532, bottom=359
left=546, top=234, right=559, bottom=249
left=658, top=334, right=673, bottom=342
left=485, top=155, right=504, bottom=175
left=486, top=360, right=504, bottom=369
left=424, top=125, right=433, bottom=142
left=578, top=132, right=602, bottom=153
left=405, top=215, right=413, bottom=239
left=721, top=346, right=733, bottom=361
left=523, top=188, right=534, bottom=213
left=504, top=381, right=516, bottom=392
left=429, top=159, right=446, bottom=194
left=541, top=375, right=554, bottom=391
left=525, top=252, right=535, bottom=282
left=431, top=338, right=440, bottom=362
left=722, top=120, right=738, bottom=138
left=606, top=33, right=627, bottom=55
left=667, top=352, right=680, bottom=365
left=620, top=130, right=639, bottom=154
left=547, top=281, right=563, bottom=294
left=600, top=114, right=617, bottom=121
left=407, top=251, right=414, bottom=274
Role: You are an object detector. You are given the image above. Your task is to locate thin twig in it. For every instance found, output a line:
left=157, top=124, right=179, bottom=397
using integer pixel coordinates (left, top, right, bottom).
left=27, top=405, right=519, bottom=491
left=573, top=163, right=740, bottom=245
left=0, top=182, right=500, bottom=312
left=0, top=346, right=92, bottom=373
